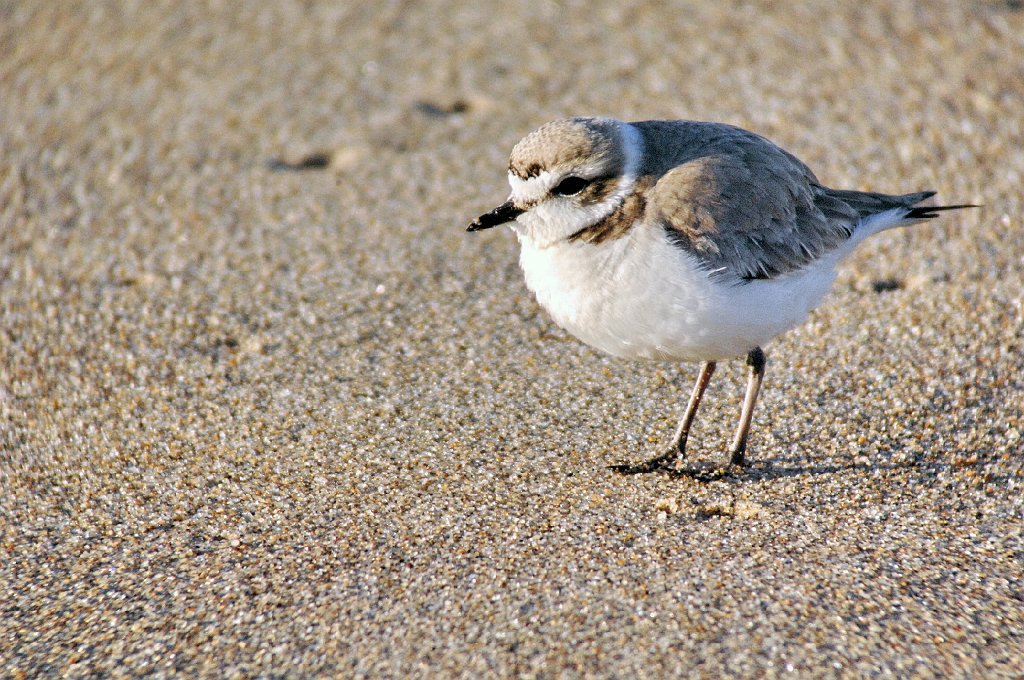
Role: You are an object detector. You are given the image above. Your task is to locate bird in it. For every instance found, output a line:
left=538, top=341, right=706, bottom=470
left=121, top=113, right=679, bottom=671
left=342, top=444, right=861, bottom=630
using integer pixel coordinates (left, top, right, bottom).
left=467, top=117, right=973, bottom=476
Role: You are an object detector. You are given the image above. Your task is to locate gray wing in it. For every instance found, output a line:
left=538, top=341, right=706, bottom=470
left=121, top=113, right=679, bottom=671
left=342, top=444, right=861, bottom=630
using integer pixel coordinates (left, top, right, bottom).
left=634, top=121, right=931, bottom=280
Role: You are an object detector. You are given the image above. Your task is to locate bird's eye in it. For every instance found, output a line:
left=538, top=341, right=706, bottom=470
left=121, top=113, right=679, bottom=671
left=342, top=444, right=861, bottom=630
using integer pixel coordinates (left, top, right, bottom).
left=551, top=176, right=591, bottom=196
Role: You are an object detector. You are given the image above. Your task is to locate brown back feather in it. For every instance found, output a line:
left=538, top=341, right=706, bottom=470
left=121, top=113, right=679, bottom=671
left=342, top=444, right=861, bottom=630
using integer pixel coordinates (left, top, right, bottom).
left=632, top=121, right=937, bottom=280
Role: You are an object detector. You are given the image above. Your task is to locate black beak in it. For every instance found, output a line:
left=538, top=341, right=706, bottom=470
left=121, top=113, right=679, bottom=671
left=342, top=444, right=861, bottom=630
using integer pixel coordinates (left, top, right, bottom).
left=467, top=200, right=524, bottom=232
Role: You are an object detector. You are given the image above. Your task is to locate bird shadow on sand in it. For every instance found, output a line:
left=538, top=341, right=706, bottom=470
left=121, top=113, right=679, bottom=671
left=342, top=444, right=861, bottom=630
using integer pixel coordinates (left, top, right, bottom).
left=615, top=455, right=1005, bottom=484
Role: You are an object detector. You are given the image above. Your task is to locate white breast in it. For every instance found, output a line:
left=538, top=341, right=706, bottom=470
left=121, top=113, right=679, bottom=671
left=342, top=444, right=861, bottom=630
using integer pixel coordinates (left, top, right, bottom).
left=516, top=223, right=841, bottom=362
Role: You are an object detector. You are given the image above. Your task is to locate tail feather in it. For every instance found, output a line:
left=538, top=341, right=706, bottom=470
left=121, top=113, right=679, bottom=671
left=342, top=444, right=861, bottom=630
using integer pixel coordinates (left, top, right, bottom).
left=905, top=203, right=980, bottom=220
left=820, top=188, right=935, bottom=219
left=814, top=188, right=977, bottom=261
left=822, top=187, right=978, bottom=225
left=880, top=190, right=978, bottom=222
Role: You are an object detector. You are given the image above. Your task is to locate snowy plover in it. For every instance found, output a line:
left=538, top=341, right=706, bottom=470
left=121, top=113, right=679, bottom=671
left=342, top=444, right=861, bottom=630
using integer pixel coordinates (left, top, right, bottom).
left=468, top=117, right=972, bottom=475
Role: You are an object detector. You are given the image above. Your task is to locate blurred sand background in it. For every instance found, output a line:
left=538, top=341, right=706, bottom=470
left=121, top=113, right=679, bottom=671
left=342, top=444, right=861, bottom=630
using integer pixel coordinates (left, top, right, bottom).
left=2, top=0, right=1022, bottom=676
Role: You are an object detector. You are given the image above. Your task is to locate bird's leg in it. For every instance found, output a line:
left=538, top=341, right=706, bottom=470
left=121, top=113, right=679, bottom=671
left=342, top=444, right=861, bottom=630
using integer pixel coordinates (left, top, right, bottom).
left=727, top=347, right=766, bottom=467
left=668, top=360, right=717, bottom=458
left=610, top=361, right=716, bottom=474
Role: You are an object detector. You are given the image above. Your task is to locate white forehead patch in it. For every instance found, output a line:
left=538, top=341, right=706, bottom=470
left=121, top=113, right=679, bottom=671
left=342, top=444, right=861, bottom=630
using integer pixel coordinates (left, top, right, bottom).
left=507, top=170, right=557, bottom=205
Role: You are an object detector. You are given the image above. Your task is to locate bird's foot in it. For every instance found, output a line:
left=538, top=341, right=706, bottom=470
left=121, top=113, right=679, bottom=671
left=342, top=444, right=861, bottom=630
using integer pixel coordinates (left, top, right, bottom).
left=610, top=448, right=749, bottom=481
left=608, top=447, right=681, bottom=475
left=680, top=459, right=748, bottom=482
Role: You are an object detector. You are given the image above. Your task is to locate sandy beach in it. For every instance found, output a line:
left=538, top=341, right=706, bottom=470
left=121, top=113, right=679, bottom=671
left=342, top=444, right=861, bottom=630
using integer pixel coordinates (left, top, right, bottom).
left=2, top=1, right=1022, bottom=676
